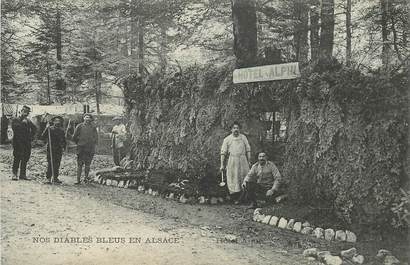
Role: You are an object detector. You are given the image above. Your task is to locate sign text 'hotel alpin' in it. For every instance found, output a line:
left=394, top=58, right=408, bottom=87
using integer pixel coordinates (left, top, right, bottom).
left=233, top=62, right=300, bottom=84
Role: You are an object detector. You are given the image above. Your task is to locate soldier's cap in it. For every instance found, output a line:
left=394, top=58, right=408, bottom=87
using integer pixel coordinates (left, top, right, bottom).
left=51, top=116, right=64, bottom=123
left=83, top=113, right=94, bottom=120
left=22, top=105, right=31, bottom=112
left=112, top=116, right=123, bottom=121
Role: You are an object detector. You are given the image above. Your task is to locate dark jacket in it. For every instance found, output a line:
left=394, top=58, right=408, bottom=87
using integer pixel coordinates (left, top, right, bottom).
left=11, top=117, right=37, bottom=147
left=72, top=122, right=98, bottom=153
left=41, top=126, right=66, bottom=152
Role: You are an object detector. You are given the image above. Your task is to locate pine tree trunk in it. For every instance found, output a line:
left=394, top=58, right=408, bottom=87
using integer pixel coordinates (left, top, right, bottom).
left=319, top=0, right=335, bottom=60
left=121, top=14, right=129, bottom=57
left=294, top=0, right=309, bottom=62
left=130, top=0, right=137, bottom=56
left=231, top=0, right=258, bottom=68
left=137, top=17, right=144, bottom=76
left=346, top=0, right=352, bottom=65
left=55, top=9, right=65, bottom=91
left=95, top=71, right=101, bottom=114
left=130, top=0, right=144, bottom=76
left=309, top=3, right=320, bottom=62
left=390, top=16, right=403, bottom=62
left=46, top=57, right=51, bottom=104
left=159, top=22, right=167, bottom=72
left=117, top=10, right=122, bottom=54
left=380, top=0, right=391, bottom=69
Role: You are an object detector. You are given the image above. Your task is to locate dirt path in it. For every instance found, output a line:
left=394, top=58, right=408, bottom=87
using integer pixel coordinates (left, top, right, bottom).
left=0, top=159, right=314, bottom=265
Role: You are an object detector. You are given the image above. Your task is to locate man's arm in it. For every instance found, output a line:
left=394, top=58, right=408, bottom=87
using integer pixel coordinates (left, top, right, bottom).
left=220, top=154, right=225, bottom=170
left=10, top=119, right=19, bottom=141
left=29, top=120, right=37, bottom=141
left=72, top=124, right=81, bottom=143
left=119, top=124, right=127, bottom=135
left=40, top=125, right=49, bottom=140
left=270, top=163, right=282, bottom=192
left=110, top=126, right=117, bottom=138
left=93, top=126, right=98, bottom=145
left=243, top=164, right=257, bottom=184
left=61, top=130, right=67, bottom=150
left=220, top=137, right=228, bottom=170
left=243, top=134, right=251, bottom=162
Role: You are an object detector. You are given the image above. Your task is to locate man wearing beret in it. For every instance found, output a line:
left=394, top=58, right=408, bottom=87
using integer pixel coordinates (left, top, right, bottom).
left=72, top=113, right=98, bottom=184
left=41, top=116, right=66, bottom=184
left=11, top=105, right=37, bottom=181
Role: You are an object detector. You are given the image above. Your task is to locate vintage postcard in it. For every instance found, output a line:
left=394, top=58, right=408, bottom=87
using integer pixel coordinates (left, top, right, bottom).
left=1, top=0, right=408, bottom=264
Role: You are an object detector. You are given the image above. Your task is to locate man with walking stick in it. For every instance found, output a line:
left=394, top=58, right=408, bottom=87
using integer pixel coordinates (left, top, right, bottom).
left=41, top=116, right=66, bottom=184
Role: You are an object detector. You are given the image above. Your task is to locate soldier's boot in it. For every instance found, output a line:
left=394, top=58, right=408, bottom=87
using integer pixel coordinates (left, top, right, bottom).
left=84, top=165, right=90, bottom=183
left=54, top=177, right=62, bottom=184
left=11, top=173, right=18, bottom=181
left=75, top=165, right=82, bottom=185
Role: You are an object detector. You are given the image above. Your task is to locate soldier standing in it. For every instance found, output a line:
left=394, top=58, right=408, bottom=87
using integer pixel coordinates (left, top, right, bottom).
left=220, top=121, right=251, bottom=203
left=72, top=113, right=98, bottom=184
left=41, top=116, right=66, bottom=184
left=11, top=105, right=37, bottom=181
left=111, top=116, right=127, bottom=166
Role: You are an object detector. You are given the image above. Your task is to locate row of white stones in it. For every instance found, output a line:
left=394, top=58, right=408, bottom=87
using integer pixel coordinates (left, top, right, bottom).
left=94, top=176, right=227, bottom=204
left=253, top=208, right=357, bottom=243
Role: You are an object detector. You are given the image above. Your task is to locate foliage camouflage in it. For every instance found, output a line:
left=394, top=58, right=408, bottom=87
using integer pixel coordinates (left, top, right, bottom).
left=126, top=61, right=408, bottom=230
left=125, top=64, right=268, bottom=197
left=283, top=61, right=408, bottom=231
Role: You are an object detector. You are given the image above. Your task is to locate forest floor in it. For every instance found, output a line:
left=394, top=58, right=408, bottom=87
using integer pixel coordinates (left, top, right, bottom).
left=0, top=146, right=408, bottom=265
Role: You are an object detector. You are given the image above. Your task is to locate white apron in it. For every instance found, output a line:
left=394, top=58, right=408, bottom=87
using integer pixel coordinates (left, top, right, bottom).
left=221, top=134, right=250, bottom=194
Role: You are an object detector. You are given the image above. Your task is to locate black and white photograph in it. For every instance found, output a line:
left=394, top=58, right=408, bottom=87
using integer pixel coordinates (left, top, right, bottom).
left=0, top=0, right=408, bottom=264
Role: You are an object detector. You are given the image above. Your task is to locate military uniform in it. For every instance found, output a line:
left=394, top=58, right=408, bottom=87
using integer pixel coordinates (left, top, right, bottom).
left=243, top=160, right=282, bottom=207
left=11, top=114, right=36, bottom=179
left=72, top=115, right=98, bottom=183
left=41, top=121, right=66, bottom=182
left=111, top=118, right=127, bottom=166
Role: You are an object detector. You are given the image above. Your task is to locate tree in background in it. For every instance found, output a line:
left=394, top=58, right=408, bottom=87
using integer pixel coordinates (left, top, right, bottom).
left=292, top=0, right=309, bottom=63
left=2, top=0, right=408, bottom=105
left=1, top=1, right=25, bottom=102
left=319, top=0, right=335, bottom=61
left=359, top=0, right=408, bottom=70
left=345, top=0, right=352, bottom=65
left=310, top=2, right=320, bottom=62
left=231, top=0, right=258, bottom=67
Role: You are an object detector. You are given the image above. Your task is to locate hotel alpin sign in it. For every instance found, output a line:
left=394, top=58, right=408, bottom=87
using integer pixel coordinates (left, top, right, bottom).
left=233, top=62, right=300, bottom=84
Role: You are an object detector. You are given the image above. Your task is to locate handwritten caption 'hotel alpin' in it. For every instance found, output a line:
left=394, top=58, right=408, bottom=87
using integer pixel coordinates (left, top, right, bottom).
left=233, top=62, right=300, bottom=84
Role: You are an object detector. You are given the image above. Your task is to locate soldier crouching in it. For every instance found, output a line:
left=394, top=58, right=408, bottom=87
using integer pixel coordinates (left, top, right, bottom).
left=241, top=152, right=284, bottom=208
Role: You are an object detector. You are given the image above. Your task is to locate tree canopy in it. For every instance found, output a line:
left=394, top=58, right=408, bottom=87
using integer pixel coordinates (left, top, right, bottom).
left=1, top=0, right=408, bottom=104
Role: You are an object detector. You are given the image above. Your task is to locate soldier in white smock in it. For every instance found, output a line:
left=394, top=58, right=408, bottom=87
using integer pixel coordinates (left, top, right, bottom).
left=220, top=121, right=251, bottom=203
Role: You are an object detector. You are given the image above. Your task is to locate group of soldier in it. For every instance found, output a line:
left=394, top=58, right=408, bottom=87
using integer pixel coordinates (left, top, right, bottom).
left=10, top=105, right=126, bottom=185
left=10, top=105, right=282, bottom=208
left=220, top=122, right=283, bottom=208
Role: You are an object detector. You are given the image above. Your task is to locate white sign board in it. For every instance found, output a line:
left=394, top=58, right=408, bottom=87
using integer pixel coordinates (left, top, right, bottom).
left=233, top=62, right=300, bottom=84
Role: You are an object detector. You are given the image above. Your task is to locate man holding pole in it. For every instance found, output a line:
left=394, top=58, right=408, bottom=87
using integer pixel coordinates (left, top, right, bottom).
left=72, top=113, right=98, bottom=184
left=41, top=116, right=66, bottom=184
